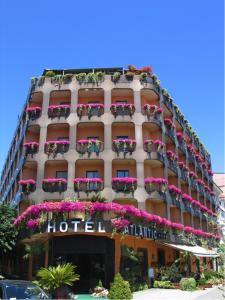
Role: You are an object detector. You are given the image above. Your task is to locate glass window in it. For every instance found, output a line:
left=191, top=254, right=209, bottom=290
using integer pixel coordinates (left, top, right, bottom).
left=86, top=171, right=99, bottom=178
left=88, top=101, right=100, bottom=104
left=60, top=101, right=70, bottom=105
left=56, top=171, right=68, bottom=179
left=116, top=136, right=128, bottom=139
left=116, top=100, right=128, bottom=104
left=87, top=136, right=99, bottom=140
left=57, top=137, right=69, bottom=141
left=117, top=170, right=129, bottom=178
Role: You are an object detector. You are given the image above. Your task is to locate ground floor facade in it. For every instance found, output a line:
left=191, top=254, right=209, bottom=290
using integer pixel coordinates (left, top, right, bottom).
left=2, top=232, right=215, bottom=293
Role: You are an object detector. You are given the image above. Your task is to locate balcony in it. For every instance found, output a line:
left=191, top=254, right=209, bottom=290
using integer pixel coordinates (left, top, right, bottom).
left=112, top=177, right=137, bottom=196
left=24, top=142, right=39, bottom=156
left=76, top=139, right=104, bottom=157
left=182, top=194, right=193, bottom=213
left=164, top=119, right=176, bottom=142
left=48, top=104, right=70, bottom=119
left=74, top=178, right=104, bottom=196
left=143, top=139, right=165, bottom=162
left=141, top=88, right=160, bottom=107
left=26, top=106, right=42, bottom=120
left=18, top=179, right=36, bottom=195
left=42, top=178, right=67, bottom=193
left=178, top=162, right=189, bottom=182
left=174, top=106, right=185, bottom=129
left=112, top=139, right=136, bottom=158
left=162, top=92, right=173, bottom=112
left=197, top=179, right=205, bottom=196
left=176, top=132, right=187, bottom=153
left=144, top=177, right=168, bottom=194
left=166, top=150, right=178, bottom=174
left=49, top=90, right=71, bottom=106
left=43, top=160, right=68, bottom=193
left=168, top=185, right=182, bottom=208
left=146, top=199, right=167, bottom=218
left=110, top=103, right=135, bottom=118
left=77, top=104, right=104, bottom=120
left=142, top=104, right=162, bottom=125
left=44, top=140, right=70, bottom=158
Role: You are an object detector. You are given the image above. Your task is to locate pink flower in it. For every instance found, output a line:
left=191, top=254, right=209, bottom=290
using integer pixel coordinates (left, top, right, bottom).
left=23, top=142, right=39, bottom=147
left=164, top=118, right=175, bottom=128
left=42, top=178, right=67, bottom=183
left=112, top=177, right=137, bottom=183
left=26, top=106, right=41, bottom=112
left=45, top=140, right=70, bottom=145
left=166, top=150, right=178, bottom=161
left=144, top=177, right=168, bottom=184
left=18, top=179, right=36, bottom=185
left=48, top=104, right=70, bottom=109
left=111, top=218, right=130, bottom=230
left=74, top=178, right=103, bottom=183
left=182, top=193, right=193, bottom=203
left=27, top=219, right=39, bottom=229
left=168, top=185, right=182, bottom=195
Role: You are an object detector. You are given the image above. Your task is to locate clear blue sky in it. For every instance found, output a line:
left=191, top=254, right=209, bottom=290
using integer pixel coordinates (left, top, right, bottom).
left=0, top=0, right=224, bottom=173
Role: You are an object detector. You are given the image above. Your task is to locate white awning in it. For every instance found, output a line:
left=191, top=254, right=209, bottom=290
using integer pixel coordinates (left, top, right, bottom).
left=163, top=243, right=219, bottom=257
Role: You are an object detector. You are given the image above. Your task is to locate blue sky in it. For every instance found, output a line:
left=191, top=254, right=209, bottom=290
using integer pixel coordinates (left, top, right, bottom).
left=0, top=0, right=224, bottom=172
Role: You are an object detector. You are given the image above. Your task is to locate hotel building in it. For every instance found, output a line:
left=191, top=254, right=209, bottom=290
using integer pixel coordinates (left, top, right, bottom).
left=0, top=67, right=220, bottom=291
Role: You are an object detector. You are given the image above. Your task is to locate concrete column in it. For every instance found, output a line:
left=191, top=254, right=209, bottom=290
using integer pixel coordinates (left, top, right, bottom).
left=70, top=89, right=78, bottom=113
left=104, top=161, right=112, bottom=187
left=135, top=124, right=143, bottom=150
left=104, top=124, right=112, bottom=150
left=104, top=89, right=111, bottom=111
left=39, top=126, right=48, bottom=152
left=42, top=91, right=50, bottom=113
left=67, top=159, right=75, bottom=189
left=69, top=124, right=76, bottom=150
left=136, top=162, right=144, bottom=187
left=134, top=90, right=141, bottom=113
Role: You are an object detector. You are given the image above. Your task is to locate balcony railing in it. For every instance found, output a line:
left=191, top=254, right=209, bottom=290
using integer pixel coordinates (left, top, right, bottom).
left=163, top=96, right=173, bottom=112
left=110, top=103, right=135, bottom=118
left=74, top=178, right=104, bottom=196
left=142, top=104, right=162, bottom=124
left=44, top=140, right=70, bottom=158
left=143, top=139, right=165, bottom=162
left=166, top=151, right=178, bottom=173
left=77, top=104, right=104, bottom=120
left=76, top=139, right=103, bottom=157
left=42, top=178, right=67, bottom=193
left=48, top=104, right=70, bottom=119
left=144, top=177, right=168, bottom=194
left=18, top=179, right=36, bottom=195
left=24, top=142, right=39, bottom=156
left=112, top=139, right=136, bottom=158
left=26, top=106, right=42, bottom=120
left=168, top=185, right=182, bottom=208
left=112, top=177, right=137, bottom=196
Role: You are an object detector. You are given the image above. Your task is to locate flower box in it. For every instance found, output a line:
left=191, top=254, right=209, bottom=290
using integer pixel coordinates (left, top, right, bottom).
left=18, top=179, right=36, bottom=194
left=74, top=178, right=104, bottom=196
left=76, top=139, right=103, bottom=157
left=26, top=106, right=42, bottom=120
left=77, top=104, right=104, bottom=120
left=142, top=104, right=162, bottom=122
left=144, top=177, right=168, bottom=194
left=48, top=104, right=70, bottom=119
left=42, top=178, right=67, bottom=193
left=112, top=139, right=136, bottom=157
left=23, top=142, right=39, bottom=156
left=143, top=139, right=165, bottom=153
left=44, top=140, right=70, bottom=158
left=112, top=177, right=137, bottom=195
left=76, top=72, right=104, bottom=85
left=110, top=103, right=135, bottom=118
left=168, top=185, right=182, bottom=200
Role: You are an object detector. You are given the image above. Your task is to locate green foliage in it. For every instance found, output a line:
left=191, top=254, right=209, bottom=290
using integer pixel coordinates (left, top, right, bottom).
left=179, top=278, right=196, bottom=291
left=112, top=72, right=121, bottom=83
left=130, top=282, right=148, bottom=292
left=108, top=273, right=132, bottom=300
left=159, top=264, right=182, bottom=283
left=45, top=70, right=55, bottom=77
left=90, top=195, right=106, bottom=203
left=0, top=204, right=18, bottom=253
left=97, top=280, right=103, bottom=288
left=121, top=245, right=140, bottom=262
left=153, top=280, right=173, bottom=289
left=36, top=263, right=79, bottom=290
left=23, top=242, right=45, bottom=260
left=197, top=278, right=207, bottom=286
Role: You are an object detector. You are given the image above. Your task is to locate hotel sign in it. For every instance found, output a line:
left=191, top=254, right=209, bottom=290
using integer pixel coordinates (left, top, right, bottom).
left=45, top=219, right=168, bottom=241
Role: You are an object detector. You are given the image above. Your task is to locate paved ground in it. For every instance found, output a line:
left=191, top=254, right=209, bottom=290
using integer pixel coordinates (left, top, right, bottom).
left=133, top=286, right=223, bottom=300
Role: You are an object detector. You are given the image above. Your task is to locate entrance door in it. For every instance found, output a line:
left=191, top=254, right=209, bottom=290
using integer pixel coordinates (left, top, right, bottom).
left=157, top=249, right=165, bottom=267
left=50, top=235, right=115, bottom=292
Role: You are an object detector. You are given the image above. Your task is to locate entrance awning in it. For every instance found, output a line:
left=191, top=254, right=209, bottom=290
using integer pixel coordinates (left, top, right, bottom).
left=163, top=243, right=219, bottom=257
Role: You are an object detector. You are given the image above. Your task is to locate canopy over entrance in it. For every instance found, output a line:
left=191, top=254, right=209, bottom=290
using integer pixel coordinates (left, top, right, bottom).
left=163, top=243, right=219, bottom=257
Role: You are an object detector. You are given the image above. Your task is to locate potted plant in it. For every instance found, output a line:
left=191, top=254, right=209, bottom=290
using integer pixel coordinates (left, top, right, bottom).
left=36, top=263, right=80, bottom=299
left=111, top=72, right=121, bottom=83
left=45, top=70, right=55, bottom=77
left=18, top=179, right=36, bottom=194
left=125, top=71, right=134, bottom=81
left=139, top=72, right=148, bottom=83
left=76, top=72, right=86, bottom=84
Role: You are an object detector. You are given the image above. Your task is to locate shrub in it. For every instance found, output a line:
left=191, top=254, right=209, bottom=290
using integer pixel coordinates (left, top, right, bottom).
left=45, top=70, right=55, bottom=77
left=204, top=270, right=223, bottom=280
left=108, top=273, right=132, bottom=299
left=153, top=280, right=172, bottom=289
left=197, top=278, right=207, bottom=286
left=179, top=278, right=196, bottom=291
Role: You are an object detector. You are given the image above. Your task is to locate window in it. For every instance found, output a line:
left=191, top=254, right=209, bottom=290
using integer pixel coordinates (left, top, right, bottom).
left=87, top=136, right=99, bottom=140
left=117, top=170, right=129, bottom=178
left=116, top=100, right=128, bottom=104
left=88, top=101, right=100, bottom=104
left=60, top=101, right=70, bottom=105
left=56, top=171, right=68, bottom=179
left=57, top=137, right=69, bottom=141
left=116, top=136, right=128, bottom=139
left=86, top=171, right=99, bottom=178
